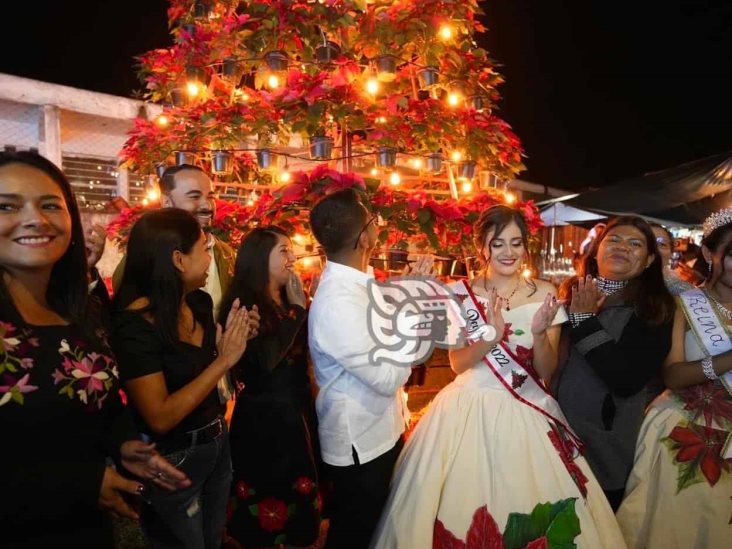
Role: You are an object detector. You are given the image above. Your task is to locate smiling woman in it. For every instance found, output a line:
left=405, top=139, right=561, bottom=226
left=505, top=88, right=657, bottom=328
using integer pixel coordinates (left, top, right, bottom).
left=555, top=215, right=676, bottom=510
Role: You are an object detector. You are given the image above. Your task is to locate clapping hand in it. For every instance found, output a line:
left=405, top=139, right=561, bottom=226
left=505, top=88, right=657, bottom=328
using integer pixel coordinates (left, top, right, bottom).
left=286, top=271, right=307, bottom=308
left=247, top=305, right=260, bottom=340
left=531, top=293, right=565, bottom=335
left=120, top=440, right=191, bottom=492
left=484, top=288, right=506, bottom=346
left=216, top=298, right=251, bottom=368
left=569, top=275, right=606, bottom=314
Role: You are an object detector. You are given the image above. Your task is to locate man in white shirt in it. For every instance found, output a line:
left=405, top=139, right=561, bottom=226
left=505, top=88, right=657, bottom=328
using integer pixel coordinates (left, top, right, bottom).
left=309, top=189, right=431, bottom=549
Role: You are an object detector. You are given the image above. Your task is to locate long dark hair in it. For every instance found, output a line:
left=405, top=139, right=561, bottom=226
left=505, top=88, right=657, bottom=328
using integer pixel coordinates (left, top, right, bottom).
left=561, top=215, right=675, bottom=326
left=702, top=221, right=732, bottom=285
left=113, top=208, right=203, bottom=348
left=0, top=151, right=89, bottom=325
left=473, top=205, right=536, bottom=295
left=219, top=226, right=290, bottom=333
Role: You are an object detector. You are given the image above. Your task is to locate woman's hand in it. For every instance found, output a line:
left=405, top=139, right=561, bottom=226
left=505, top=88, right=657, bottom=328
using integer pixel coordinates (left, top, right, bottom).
left=216, top=298, right=251, bottom=368
left=286, top=272, right=307, bottom=308
left=120, top=440, right=191, bottom=491
left=531, top=293, right=565, bottom=335
left=246, top=304, right=260, bottom=340
left=485, top=288, right=506, bottom=346
left=98, top=466, right=144, bottom=520
left=569, top=275, right=606, bottom=314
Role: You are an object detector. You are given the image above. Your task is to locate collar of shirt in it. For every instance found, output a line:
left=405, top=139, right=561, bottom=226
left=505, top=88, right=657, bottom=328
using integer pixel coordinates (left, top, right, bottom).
left=321, top=259, right=374, bottom=286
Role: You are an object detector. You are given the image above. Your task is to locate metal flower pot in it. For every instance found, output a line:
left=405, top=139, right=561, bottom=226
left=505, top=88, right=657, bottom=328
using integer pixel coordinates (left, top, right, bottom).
left=265, top=50, right=288, bottom=72
left=426, top=153, right=443, bottom=173
left=457, top=160, right=477, bottom=180
left=417, top=66, right=439, bottom=88
left=315, top=41, right=341, bottom=63
left=175, top=151, right=196, bottom=166
left=222, top=57, right=241, bottom=80
left=432, top=256, right=456, bottom=277
left=211, top=151, right=234, bottom=175
left=256, top=149, right=274, bottom=169
left=376, top=146, right=397, bottom=168
left=194, top=0, right=210, bottom=18
left=170, top=88, right=186, bottom=107
left=309, top=136, right=334, bottom=160
left=155, top=162, right=168, bottom=179
left=369, top=248, right=409, bottom=272
left=376, top=55, right=397, bottom=82
left=186, top=66, right=207, bottom=83
left=468, top=94, right=486, bottom=112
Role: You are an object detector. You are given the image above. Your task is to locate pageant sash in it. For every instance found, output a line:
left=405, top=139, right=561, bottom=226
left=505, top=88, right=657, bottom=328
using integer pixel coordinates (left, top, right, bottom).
left=678, top=289, right=732, bottom=458
left=449, top=280, right=583, bottom=452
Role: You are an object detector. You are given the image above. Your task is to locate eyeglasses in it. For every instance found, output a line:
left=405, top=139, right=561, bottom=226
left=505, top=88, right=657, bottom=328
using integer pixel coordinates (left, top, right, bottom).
left=353, top=215, right=378, bottom=250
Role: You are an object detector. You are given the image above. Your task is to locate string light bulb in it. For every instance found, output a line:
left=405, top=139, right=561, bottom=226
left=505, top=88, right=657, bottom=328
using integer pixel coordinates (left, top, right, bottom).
left=186, top=81, right=202, bottom=97
left=389, top=171, right=401, bottom=185
left=366, top=77, right=380, bottom=95
left=142, top=198, right=149, bottom=206
left=450, top=151, right=463, bottom=162
left=439, top=24, right=454, bottom=41
left=247, top=190, right=259, bottom=207
left=156, top=115, right=169, bottom=127
left=280, top=168, right=291, bottom=183
left=293, top=233, right=305, bottom=245
left=505, top=191, right=516, bottom=204
left=267, top=74, right=280, bottom=89
left=522, top=267, right=532, bottom=279
left=461, top=181, right=473, bottom=193
left=447, top=92, right=461, bottom=107
left=370, top=167, right=379, bottom=176
left=411, top=157, right=423, bottom=170
left=146, top=188, right=160, bottom=202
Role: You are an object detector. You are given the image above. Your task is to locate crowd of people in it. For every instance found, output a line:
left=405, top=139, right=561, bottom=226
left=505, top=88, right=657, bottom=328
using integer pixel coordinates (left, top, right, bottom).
left=1, top=150, right=730, bottom=549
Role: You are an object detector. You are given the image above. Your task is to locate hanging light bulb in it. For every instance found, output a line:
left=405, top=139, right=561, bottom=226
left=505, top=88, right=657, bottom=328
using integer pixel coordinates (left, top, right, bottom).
left=233, top=88, right=249, bottom=102
left=461, top=181, right=473, bottom=193
left=370, top=167, right=379, bottom=177
left=411, top=157, right=423, bottom=170
left=146, top=188, right=160, bottom=202
left=267, top=74, right=280, bottom=89
left=302, top=256, right=315, bottom=268
left=450, top=150, right=463, bottom=162
left=439, top=24, right=454, bottom=41
left=293, top=233, right=305, bottom=245
left=505, top=191, right=516, bottom=204
left=389, top=171, right=401, bottom=185
left=280, top=164, right=291, bottom=183
left=186, top=81, right=202, bottom=97
left=376, top=116, right=387, bottom=124
left=522, top=267, right=532, bottom=279
left=447, top=91, right=461, bottom=107
left=142, top=198, right=149, bottom=206
left=366, top=77, right=380, bottom=95
left=247, top=190, right=259, bottom=207
left=156, top=115, right=169, bottom=127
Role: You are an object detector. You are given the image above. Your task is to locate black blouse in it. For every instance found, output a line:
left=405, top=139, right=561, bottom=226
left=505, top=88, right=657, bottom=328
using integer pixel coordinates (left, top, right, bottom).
left=111, top=290, right=223, bottom=437
left=0, top=316, right=137, bottom=547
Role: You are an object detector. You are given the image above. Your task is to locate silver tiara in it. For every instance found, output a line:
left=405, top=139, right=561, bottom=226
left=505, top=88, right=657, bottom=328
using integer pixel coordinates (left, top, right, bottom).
left=703, top=208, right=732, bottom=239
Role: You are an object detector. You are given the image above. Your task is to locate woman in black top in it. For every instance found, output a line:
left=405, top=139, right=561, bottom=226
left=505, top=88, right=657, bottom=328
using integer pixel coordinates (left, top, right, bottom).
left=221, top=226, right=321, bottom=547
left=555, top=216, right=675, bottom=510
left=112, top=208, right=250, bottom=549
left=0, top=151, right=188, bottom=548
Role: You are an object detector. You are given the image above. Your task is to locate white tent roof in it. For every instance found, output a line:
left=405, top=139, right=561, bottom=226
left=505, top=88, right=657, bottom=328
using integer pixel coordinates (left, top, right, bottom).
left=540, top=202, right=606, bottom=226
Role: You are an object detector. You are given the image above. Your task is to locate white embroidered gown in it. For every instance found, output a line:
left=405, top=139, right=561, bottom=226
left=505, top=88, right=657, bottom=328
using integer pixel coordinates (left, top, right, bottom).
left=371, top=300, right=627, bottom=549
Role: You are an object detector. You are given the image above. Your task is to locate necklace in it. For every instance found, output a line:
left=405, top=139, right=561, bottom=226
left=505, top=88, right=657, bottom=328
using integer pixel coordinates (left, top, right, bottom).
left=483, top=275, right=521, bottom=311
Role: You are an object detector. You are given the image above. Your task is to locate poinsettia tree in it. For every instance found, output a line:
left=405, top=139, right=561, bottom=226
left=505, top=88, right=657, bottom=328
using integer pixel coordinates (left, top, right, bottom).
left=118, top=0, right=537, bottom=258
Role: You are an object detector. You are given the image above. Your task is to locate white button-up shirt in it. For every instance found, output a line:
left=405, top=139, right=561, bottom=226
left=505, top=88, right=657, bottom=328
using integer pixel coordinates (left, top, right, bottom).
left=309, top=260, right=411, bottom=466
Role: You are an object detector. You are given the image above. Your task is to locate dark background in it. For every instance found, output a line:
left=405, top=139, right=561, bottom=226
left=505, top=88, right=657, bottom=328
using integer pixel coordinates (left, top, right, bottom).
left=2, top=0, right=730, bottom=190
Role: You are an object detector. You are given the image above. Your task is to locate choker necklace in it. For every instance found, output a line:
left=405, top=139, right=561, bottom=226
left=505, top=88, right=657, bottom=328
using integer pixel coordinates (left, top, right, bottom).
left=483, top=275, right=521, bottom=311
left=595, top=276, right=628, bottom=296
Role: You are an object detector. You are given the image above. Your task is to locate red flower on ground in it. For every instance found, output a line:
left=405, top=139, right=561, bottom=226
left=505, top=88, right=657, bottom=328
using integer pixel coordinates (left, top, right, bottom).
left=293, top=476, right=315, bottom=495
left=667, top=423, right=732, bottom=486
left=677, top=382, right=732, bottom=428
left=257, top=497, right=288, bottom=532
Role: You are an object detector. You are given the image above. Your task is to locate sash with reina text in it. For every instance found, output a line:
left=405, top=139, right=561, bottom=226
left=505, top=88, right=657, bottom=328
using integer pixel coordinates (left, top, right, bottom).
left=678, top=288, right=732, bottom=458
left=449, top=279, right=583, bottom=453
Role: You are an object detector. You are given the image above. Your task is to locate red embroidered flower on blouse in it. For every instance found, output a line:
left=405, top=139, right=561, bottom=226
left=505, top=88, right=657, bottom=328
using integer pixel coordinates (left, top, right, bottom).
left=257, top=497, right=289, bottom=532
left=667, top=423, right=732, bottom=487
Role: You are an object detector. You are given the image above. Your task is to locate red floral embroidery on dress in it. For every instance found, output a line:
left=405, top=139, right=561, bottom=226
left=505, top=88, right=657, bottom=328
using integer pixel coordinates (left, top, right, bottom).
left=293, top=476, right=315, bottom=495
left=433, top=505, right=504, bottom=549
left=257, top=497, right=289, bottom=532
left=676, top=381, right=732, bottom=428
left=514, top=345, right=534, bottom=367
left=235, top=480, right=251, bottom=499
left=665, top=423, right=732, bottom=488
left=501, top=323, right=514, bottom=342
left=0, top=322, right=39, bottom=406
left=547, top=423, right=588, bottom=498
left=511, top=370, right=528, bottom=389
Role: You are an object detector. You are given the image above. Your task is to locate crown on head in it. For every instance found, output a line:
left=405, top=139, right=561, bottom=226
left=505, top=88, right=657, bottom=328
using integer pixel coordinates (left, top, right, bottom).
left=702, top=208, right=732, bottom=239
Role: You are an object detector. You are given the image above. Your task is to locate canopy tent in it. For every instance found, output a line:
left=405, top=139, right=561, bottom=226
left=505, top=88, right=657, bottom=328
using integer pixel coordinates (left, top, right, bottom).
left=540, top=202, right=606, bottom=226
left=567, top=151, right=732, bottom=226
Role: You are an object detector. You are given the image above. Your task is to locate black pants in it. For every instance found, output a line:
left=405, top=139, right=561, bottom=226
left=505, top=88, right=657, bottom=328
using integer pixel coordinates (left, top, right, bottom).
left=324, top=437, right=404, bottom=549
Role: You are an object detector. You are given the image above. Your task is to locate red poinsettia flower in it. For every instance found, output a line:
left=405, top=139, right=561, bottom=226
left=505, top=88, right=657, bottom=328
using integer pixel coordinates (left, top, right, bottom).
left=677, top=382, right=732, bottom=428
left=433, top=505, right=504, bottom=549
left=667, top=423, right=732, bottom=486
left=293, top=476, right=315, bottom=495
left=501, top=323, right=514, bottom=342
left=514, top=345, right=534, bottom=367
left=257, top=497, right=289, bottom=532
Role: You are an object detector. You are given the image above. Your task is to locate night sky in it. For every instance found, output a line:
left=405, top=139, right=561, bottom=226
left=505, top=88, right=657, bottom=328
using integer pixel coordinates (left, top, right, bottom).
left=2, top=0, right=730, bottom=191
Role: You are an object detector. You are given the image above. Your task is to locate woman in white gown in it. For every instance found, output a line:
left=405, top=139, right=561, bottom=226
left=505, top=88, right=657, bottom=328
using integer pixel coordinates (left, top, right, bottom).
left=371, top=206, right=626, bottom=549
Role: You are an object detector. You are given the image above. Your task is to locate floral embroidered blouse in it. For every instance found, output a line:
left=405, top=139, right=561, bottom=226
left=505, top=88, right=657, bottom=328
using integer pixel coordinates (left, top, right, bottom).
left=0, top=315, right=137, bottom=547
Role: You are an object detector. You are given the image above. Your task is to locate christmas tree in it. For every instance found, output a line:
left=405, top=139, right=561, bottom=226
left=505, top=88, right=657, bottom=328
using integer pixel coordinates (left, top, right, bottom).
left=117, top=0, right=537, bottom=258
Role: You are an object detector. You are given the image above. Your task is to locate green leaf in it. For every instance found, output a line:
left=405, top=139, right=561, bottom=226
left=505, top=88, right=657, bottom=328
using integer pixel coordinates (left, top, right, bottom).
left=248, top=504, right=258, bottom=516
left=545, top=499, right=580, bottom=548
left=11, top=387, right=23, bottom=405
left=514, top=329, right=525, bottom=336
left=5, top=361, right=17, bottom=373
left=503, top=499, right=579, bottom=549
left=274, top=534, right=287, bottom=544
left=287, top=503, right=296, bottom=516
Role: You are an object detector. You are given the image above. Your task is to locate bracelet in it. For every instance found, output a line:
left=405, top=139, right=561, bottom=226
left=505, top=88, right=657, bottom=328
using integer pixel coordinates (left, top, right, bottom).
left=701, top=355, right=719, bottom=381
left=569, top=312, right=595, bottom=328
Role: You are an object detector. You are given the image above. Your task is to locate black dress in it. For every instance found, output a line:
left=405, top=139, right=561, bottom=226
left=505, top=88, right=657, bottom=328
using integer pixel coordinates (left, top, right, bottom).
left=226, top=304, right=321, bottom=547
left=0, top=313, right=137, bottom=548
